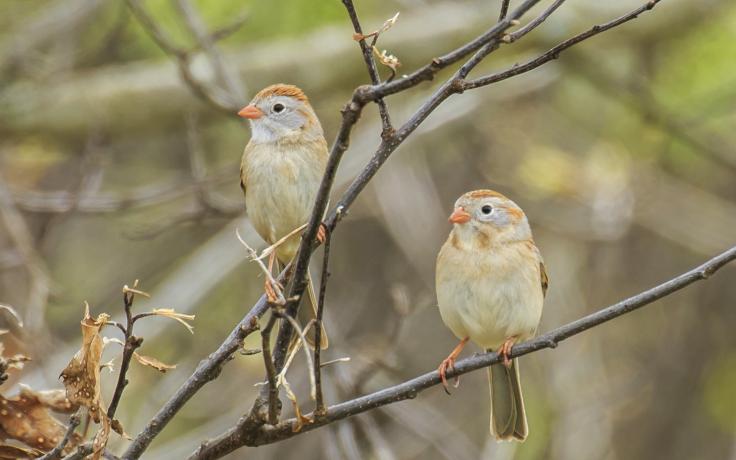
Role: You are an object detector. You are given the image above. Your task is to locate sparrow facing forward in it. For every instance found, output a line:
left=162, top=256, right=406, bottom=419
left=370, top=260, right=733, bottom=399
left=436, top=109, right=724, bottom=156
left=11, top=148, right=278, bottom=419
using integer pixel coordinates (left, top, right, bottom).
left=435, top=189, right=547, bottom=441
left=239, top=84, right=328, bottom=348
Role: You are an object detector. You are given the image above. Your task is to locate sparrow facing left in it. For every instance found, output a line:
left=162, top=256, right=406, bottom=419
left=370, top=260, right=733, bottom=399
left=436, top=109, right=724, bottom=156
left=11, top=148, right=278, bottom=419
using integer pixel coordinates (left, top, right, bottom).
left=435, top=189, right=548, bottom=441
left=239, top=83, right=328, bottom=348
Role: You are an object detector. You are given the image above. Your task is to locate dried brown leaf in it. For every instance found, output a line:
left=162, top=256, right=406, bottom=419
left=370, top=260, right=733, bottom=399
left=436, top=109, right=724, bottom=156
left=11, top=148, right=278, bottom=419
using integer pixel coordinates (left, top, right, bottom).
left=18, top=386, right=77, bottom=414
left=132, top=352, right=176, bottom=373
left=0, top=389, right=79, bottom=452
left=149, top=309, right=195, bottom=334
left=372, top=46, right=401, bottom=71
left=353, top=12, right=399, bottom=41
left=0, top=444, right=44, bottom=459
left=59, top=303, right=108, bottom=423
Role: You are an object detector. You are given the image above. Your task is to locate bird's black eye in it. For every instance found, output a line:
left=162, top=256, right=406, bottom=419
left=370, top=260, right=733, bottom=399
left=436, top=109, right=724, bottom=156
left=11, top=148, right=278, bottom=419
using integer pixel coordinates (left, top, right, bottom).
left=481, top=205, right=493, bottom=215
left=272, top=103, right=285, bottom=113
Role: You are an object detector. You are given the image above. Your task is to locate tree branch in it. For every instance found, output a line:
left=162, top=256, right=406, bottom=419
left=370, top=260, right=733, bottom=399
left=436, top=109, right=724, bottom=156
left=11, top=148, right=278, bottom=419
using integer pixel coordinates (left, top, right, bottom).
left=38, top=409, right=82, bottom=460
left=107, top=283, right=145, bottom=419
left=498, top=0, right=511, bottom=22
left=188, top=245, right=736, bottom=458
left=464, top=0, right=661, bottom=90
left=121, top=294, right=268, bottom=459
left=260, top=313, right=279, bottom=425
left=341, top=0, right=394, bottom=138
left=313, top=227, right=333, bottom=415
left=358, top=0, right=544, bottom=102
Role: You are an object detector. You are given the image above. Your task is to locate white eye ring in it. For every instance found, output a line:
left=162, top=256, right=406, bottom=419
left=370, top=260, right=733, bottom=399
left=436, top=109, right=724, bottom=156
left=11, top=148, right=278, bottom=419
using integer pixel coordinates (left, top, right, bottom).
left=273, top=103, right=285, bottom=113
left=481, top=205, right=493, bottom=215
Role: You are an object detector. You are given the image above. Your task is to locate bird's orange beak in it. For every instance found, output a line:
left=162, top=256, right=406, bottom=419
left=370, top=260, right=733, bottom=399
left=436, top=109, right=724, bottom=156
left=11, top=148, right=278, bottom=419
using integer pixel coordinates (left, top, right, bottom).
left=238, top=104, right=264, bottom=119
left=449, top=207, right=471, bottom=224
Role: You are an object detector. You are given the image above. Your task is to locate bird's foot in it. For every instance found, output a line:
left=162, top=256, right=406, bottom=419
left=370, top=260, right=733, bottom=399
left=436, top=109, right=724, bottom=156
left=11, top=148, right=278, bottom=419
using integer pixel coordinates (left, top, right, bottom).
left=438, top=337, right=469, bottom=395
left=438, top=356, right=458, bottom=395
left=498, top=336, right=518, bottom=368
left=264, top=279, right=283, bottom=304
left=317, top=223, right=328, bottom=244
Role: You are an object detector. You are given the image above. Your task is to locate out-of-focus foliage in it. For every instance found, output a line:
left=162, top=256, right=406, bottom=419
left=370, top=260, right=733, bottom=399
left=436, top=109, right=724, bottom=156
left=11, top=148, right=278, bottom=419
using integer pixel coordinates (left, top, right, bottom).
left=0, top=0, right=735, bottom=459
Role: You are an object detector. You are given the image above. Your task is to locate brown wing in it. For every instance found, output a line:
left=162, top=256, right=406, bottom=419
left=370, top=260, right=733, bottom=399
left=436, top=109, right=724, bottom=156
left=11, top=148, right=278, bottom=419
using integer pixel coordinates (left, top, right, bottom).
left=540, top=260, right=549, bottom=298
left=239, top=162, right=246, bottom=194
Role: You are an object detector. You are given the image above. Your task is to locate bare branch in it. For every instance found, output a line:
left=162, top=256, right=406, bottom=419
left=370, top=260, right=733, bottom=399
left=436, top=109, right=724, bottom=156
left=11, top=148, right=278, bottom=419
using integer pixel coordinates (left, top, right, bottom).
left=358, top=0, right=544, bottom=101
left=508, top=0, right=566, bottom=42
left=313, top=227, right=332, bottom=415
left=107, top=281, right=146, bottom=419
left=464, top=0, right=661, bottom=90
left=498, top=0, right=511, bottom=21
left=189, top=245, right=736, bottom=458
left=342, top=1, right=394, bottom=137
left=38, top=409, right=82, bottom=460
left=121, top=292, right=270, bottom=459
left=259, top=314, right=279, bottom=425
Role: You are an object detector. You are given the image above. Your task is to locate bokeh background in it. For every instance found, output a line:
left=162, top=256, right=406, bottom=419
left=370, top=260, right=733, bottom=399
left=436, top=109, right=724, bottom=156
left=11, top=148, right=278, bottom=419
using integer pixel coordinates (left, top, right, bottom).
left=1, top=0, right=735, bottom=459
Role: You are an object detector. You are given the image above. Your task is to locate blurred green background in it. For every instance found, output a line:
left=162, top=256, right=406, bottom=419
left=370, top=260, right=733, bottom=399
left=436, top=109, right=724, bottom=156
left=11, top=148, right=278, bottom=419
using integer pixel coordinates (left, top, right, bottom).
left=0, top=0, right=735, bottom=459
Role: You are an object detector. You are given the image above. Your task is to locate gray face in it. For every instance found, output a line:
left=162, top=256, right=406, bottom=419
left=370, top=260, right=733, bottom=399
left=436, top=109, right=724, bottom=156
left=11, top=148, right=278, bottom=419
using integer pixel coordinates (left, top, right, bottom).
left=453, top=193, right=532, bottom=243
left=456, top=196, right=513, bottom=228
left=249, top=95, right=319, bottom=143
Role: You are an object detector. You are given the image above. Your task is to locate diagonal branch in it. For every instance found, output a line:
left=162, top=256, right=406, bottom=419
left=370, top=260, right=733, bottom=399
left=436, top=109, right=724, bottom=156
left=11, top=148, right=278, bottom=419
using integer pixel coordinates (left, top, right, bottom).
left=359, top=0, right=544, bottom=101
left=188, top=245, right=736, bottom=458
left=326, top=0, right=660, bottom=227
left=121, top=291, right=270, bottom=459
left=464, top=0, right=661, bottom=90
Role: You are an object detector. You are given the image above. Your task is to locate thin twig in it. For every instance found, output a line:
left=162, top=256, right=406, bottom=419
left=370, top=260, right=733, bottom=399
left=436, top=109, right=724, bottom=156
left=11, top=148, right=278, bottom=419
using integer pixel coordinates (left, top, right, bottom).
left=260, top=314, right=279, bottom=425
left=38, top=409, right=82, bottom=460
left=313, top=227, right=332, bottom=415
left=107, top=281, right=145, bottom=419
left=464, top=0, right=661, bottom=90
left=342, top=0, right=393, bottom=137
left=357, top=0, right=544, bottom=102
left=255, top=223, right=308, bottom=261
left=121, top=285, right=271, bottom=458
left=62, top=444, right=92, bottom=460
left=235, top=228, right=286, bottom=305
left=499, top=0, right=511, bottom=21
left=508, top=0, right=566, bottom=41
left=275, top=314, right=317, bottom=402
left=188, top=245, right=736, bottom=458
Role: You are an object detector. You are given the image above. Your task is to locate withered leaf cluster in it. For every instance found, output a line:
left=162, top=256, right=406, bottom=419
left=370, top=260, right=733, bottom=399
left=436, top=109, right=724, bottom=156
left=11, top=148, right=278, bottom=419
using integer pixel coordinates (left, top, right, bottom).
left=0, top=387, right=79, bottom=455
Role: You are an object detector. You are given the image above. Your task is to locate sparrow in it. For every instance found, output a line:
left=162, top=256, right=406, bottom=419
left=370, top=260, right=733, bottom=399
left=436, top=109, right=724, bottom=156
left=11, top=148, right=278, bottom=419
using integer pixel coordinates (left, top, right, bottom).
left=435, top=189, right=547, bottom=441
left=238, top=83, right=329, bottom=348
